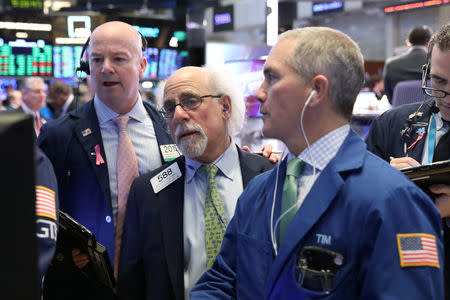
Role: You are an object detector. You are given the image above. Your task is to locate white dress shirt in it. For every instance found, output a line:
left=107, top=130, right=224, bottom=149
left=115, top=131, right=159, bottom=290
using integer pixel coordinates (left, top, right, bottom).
left=421, top=113, right=449, bottom=164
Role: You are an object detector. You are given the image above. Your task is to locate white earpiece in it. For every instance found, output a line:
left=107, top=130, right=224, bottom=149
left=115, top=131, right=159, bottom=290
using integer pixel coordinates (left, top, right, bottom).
left=304, top=90, right=317, bottom=107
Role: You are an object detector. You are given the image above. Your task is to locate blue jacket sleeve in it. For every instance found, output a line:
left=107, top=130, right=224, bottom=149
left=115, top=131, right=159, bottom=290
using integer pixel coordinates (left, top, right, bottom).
left=35, top=147, right=59, bottom=281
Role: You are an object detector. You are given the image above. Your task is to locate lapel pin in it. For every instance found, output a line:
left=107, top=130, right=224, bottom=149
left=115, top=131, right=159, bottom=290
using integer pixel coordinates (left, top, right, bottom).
left=82, top=128, right=92, bottom=137
left=94, top=144, right=105, bottom=165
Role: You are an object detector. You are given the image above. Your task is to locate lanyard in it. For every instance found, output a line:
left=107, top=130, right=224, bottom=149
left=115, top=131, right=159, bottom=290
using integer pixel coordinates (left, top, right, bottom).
left=427, top=114, right=437, bottom=164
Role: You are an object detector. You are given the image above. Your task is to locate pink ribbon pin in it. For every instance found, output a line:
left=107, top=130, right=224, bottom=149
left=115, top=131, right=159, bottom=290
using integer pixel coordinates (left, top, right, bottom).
left=407, top=132, right=424, bottom=150
left=94, top=144, right=105, bottom=165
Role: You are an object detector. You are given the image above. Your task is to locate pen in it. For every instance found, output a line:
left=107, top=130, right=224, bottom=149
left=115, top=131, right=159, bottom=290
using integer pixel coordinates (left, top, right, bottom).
left=254, top=150, right=283, bottom=155
left=389, top=156, right=394, bottom=161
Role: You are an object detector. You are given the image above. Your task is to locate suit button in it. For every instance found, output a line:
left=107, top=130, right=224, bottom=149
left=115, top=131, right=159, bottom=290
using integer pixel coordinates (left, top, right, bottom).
left=105, top=216, right=112, bottom=223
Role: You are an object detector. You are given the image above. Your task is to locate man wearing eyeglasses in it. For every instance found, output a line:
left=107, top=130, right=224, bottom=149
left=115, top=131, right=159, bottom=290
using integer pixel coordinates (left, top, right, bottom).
left=366, top=23, right=450, bottom=300
left=117, top=66, right=273, bottom=300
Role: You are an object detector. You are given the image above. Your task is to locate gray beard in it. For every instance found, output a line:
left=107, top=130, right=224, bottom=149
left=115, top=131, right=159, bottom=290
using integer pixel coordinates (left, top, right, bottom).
left=174, top=123, right=208, bottom=159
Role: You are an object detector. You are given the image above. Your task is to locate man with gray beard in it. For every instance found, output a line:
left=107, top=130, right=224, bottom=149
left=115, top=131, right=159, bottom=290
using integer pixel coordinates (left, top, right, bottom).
left=118, top=66, right=274, bottom=300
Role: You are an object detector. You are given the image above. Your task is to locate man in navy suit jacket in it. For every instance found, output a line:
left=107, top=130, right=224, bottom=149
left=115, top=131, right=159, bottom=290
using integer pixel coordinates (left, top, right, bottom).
left=38, top=21, right=174, bottom=300
left=118, top=66, right=273, bottom=300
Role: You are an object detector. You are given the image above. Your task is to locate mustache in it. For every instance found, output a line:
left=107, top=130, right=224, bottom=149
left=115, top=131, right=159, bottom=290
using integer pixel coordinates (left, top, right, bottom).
left=174, top=123, right=204, bottom=143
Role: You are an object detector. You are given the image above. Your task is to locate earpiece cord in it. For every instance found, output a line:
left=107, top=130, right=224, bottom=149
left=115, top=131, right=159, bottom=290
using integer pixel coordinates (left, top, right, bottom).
left=270, top=90, right=317, bottom=255
left=270, top=149, right=284, bottom=257
left=300, top=93, right=317, bottom=181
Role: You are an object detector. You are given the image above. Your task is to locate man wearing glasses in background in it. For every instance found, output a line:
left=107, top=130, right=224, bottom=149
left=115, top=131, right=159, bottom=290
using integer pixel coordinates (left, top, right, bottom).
left=118, top=66, right=273, bottom=300
left=366, top=23, right=450, bottom=300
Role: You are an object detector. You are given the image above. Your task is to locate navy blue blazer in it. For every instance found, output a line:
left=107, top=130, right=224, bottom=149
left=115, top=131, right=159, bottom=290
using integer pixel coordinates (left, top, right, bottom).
left=365, top=100, right=434, bottom=162
left=118, top=147, right=274, bottom=300
left=38, top=100, right=173, bottom=263
left=366, top=100, right=450, bottom=300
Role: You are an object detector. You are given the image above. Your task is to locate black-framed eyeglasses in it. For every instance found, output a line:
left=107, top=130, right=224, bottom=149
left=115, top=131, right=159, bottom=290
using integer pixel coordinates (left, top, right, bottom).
left=422, top=63, right=450, bottom=98
left=160, top=94, right=222, bottom=118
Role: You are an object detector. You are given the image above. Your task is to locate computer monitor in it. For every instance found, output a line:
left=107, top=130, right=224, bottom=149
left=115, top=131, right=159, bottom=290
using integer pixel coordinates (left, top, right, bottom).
left=0, top=78, right=18, bottom=101
left=53, top=45, right=85, bottom=79
left=0, top=112, right=38, bottom=299
left=143, top=47, right=159, bottom=79
left=157, top=49, right=188, bottom=79
left=225, top=59, right=265, bottom=118
left=0, top=38, right=52, bottom=77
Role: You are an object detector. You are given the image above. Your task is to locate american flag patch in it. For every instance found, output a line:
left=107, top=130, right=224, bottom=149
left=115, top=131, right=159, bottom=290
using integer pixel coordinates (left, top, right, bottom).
left=35, top=185, right=56, bottom=221
left=397, top=233, right=439, bottom=268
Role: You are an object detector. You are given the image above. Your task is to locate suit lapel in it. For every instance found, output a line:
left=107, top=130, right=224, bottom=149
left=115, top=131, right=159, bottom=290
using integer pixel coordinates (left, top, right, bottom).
left=71, top=102, right=112, bottom=210
left=266, top=131, right=366, bottom=294
left=159, top=156, right=186, bottom=298
left=143, top=103, right=174, bottom=163
left=237, top=147, right=262, bottom=187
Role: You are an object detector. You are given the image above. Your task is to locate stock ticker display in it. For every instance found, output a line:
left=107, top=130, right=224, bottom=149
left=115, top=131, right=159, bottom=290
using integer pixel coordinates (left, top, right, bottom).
left=53, top=45, right=84, bottom=78
left=0, top=39, right=52, bottom=76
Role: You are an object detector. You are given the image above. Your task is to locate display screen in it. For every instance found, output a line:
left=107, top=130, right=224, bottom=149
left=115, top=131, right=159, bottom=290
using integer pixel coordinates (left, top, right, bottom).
left=53, top=45, right=84, bottom=78
left=0, top=78, right=17, bottom=101
left=225, top=59, right=265, bottom=117
left=157, top=49, right=188, bottom=79
left=0, top=39, right=52, bottom=76
left=143, top=47, right=159, bottom=79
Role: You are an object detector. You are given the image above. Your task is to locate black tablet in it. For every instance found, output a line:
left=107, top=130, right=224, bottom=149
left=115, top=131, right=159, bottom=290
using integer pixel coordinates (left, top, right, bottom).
left=401, top=159, right=450, bottom=196
left=50, top=211, right=116, bottom=289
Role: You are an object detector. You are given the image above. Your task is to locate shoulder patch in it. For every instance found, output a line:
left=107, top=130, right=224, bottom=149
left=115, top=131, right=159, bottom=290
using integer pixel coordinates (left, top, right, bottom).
left=397, top=233, right=439, bottom=268
left=36, top=185, right=56, bottom=221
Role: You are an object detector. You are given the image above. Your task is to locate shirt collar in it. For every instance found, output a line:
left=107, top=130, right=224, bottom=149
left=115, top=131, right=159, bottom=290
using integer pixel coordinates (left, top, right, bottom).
left=288, top=124, right=350, bottom=171
left=410, top=45, right=428, bottom=52
left=62, top=94, right=74, bottom=113
left=21, top=103, right=37, bottom=116
left=185, top=141, right=238, bottom=183
left=94, top=94, right=147, bottom=124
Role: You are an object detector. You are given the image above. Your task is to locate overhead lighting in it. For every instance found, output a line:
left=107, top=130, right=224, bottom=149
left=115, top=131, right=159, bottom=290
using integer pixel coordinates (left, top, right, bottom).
left=43, top=0, right=71, bottom=13
left=169, top=37, right=178, bottom=48
left=142, top=81, right=154, bottom=89
left=266, top=0, right=278, bottom=46
left=0, top=22, right=51, bottom=31
left=55, top=37, right=89, bottom=45
left=384, top=0, right=450, bottom=13
left=16, top=32, right=29, bottom=39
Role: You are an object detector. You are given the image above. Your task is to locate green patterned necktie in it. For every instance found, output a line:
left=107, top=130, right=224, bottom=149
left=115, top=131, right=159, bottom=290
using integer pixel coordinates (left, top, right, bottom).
left=279, top=158, right=305, bottom=244
left=203, top=164, right=228, bottom=269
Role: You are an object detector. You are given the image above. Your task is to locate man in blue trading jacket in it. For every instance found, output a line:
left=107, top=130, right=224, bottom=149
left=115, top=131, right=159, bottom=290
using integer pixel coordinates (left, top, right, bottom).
left=35, top=146, right=59, bottom=285
left=38, top=21, right=173, bottom=299
left=118, top=66, right=273, bottom=300
left=191, top=27, right=444, bottom=300
left=366, top=23, right=450, bottom=300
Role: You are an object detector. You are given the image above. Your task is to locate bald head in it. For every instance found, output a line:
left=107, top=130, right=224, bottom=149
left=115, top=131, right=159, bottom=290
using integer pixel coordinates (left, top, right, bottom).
left=88, top=21, right=147, bottom=114
left=90, top=21, right=143, bottom=56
